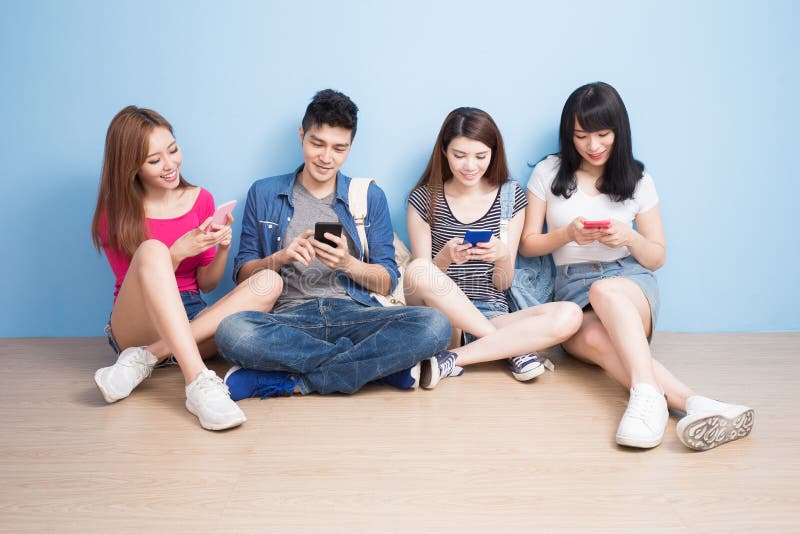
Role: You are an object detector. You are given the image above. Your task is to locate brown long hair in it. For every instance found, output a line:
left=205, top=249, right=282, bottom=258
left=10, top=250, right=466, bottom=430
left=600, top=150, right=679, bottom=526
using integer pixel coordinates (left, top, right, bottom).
left=413, top=107, right=511, bottom=227
left=91, top=106, right=192, bottom=258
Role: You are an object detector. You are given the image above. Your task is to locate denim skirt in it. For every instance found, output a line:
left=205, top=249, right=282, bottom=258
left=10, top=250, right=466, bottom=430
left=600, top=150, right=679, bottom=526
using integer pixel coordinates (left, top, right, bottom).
left=554, top=255, right=660, bottom=329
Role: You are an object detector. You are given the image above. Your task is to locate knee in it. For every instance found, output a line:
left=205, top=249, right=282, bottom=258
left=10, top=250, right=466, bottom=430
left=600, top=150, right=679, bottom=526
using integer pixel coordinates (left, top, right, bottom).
left=403, top=258, right=438, bottom=293
left=588, top=278, right=623, bottom=308
left=132, top=239, right=170, bottom=266
left=553, top=302, right=583, bottom=341
left=215, top=311, right=263, bottom=353
left=414, top=307, right=452, bottom=353
left=245, top=270, right=283, bottom=311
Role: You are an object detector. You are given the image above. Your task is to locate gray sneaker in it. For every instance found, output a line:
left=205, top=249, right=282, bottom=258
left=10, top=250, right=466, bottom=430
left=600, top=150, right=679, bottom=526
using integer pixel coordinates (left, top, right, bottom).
left=94, top=346, right=158, bottom=403
left=185, top=369, right=247, bottom=431
left=507, top=353, right=545, bottom=381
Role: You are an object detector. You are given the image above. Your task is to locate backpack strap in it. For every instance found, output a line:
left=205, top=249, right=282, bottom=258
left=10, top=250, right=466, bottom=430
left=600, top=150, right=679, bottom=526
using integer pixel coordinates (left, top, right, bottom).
left=498, top=180, right=517, bottom=243
left=348, top=177, right=374, bottom=260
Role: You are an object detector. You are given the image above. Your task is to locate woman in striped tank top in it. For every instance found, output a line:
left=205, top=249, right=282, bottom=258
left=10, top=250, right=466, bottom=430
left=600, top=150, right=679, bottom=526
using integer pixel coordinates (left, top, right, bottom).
left=403, top=107, right=583, bottom=389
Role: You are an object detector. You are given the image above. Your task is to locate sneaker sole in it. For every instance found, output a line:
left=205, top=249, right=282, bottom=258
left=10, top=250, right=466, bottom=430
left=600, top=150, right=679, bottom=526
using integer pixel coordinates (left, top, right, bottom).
left=677, top=408, right=754, bottom=451
left=185, top=400, right=247, bottom=431
left=94, top=368, right=123, bottom=403
left=409, top=361, right=421, bottom=389
left=615, top=432, right=664, bottom=449
left=224, top=365, right=242, bottom=383
left=420, top=357, right=441, bottom=389
left=511, top=363, right=545, bottom=382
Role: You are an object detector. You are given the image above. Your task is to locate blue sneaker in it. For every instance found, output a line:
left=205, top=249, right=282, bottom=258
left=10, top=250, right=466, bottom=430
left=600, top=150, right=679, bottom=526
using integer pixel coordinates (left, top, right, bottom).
left=373, top=362, right=421, bottom=390
left=420, top=350, right=459, bottom=389
left=223, top=366, right=297, bottom=401
left=507, top=353, right=545, bottom=381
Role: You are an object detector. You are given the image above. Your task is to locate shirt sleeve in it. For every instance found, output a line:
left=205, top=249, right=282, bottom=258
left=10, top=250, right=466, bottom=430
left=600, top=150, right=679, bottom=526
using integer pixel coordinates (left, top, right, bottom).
left=233, top=183, right=264, bottom=282
left=527, top=156, right=558, bottom=201
left=512, top=181, right=528, bottom=216
left=407, top=186, right=430, bottom=224
left=634, top=172, right=659, bottom=213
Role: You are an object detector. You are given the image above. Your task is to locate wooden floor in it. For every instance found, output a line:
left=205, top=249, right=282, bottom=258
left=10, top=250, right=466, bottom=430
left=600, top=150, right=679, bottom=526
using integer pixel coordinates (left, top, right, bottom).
left=0, top=333, right=798, bottom=533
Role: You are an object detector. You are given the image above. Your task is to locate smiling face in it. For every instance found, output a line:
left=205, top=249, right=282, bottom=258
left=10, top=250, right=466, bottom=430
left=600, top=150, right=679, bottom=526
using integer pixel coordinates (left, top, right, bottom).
left=137, top=126, right=182, bottom=193
left=298, top=124, right=352, bottom=189
left=445, top=136, right=492, bottom=187
left=573, top=118, right=615, bottom=170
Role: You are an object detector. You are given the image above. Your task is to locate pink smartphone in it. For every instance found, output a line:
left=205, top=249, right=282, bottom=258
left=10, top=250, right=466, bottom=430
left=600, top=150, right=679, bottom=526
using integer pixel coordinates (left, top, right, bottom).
left=209, top=200, right=237, bottom=229
left=582, top=219, right=611, bottom=229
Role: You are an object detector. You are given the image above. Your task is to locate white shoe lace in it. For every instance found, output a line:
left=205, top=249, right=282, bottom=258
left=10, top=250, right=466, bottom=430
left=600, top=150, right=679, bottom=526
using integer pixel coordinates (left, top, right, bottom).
left=625, top=387, right=662, bottom=423
left=511, top=353, right=539, bottom=367
left=438, top=352, right=457, bottom=378
left=117, top=352, right=154, bottom=382
left=196, top=372, right=231, bottom=398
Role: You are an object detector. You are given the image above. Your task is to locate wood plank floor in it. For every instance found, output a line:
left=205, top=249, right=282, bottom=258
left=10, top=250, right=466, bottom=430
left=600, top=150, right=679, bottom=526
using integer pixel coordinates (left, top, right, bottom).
left=0, top=333, right=797, bottom=533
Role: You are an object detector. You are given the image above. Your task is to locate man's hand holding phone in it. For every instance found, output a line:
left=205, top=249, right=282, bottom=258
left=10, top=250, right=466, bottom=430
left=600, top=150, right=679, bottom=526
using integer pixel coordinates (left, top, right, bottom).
left=312, top=222, right=352, bottom=270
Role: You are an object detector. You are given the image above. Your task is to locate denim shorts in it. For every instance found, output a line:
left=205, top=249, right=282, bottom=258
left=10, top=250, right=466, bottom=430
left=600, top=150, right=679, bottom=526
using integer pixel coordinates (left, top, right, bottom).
left=554, top=255, right=660, bottom=330
left=462, top=299, right=508, bottom=345
left=105, top=291, right=208, bottom=354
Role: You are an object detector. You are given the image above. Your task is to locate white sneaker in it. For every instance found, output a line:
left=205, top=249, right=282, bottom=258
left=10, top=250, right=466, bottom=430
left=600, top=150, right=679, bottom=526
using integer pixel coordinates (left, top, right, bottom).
left=185, top=369, right=247, bottom=431
left=615, top=383, right=669, bottom=449
left=94, top=346, right=158, bottom=403
left=676, top=396, right=754, bottom=451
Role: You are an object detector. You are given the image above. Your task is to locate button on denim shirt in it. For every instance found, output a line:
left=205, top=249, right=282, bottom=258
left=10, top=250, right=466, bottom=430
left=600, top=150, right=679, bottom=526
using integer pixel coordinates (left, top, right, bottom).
left=233, top=167, right=400, bottom=307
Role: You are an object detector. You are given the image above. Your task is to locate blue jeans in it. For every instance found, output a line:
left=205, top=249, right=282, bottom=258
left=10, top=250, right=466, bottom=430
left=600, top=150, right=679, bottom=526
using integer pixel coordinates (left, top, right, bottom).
left=215, top=298, right=451, bottom=395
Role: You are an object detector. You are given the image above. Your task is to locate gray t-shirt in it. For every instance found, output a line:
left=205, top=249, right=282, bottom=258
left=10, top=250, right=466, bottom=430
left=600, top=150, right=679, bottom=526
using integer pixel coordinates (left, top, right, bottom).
left=274, top=180, right=359, bottom=312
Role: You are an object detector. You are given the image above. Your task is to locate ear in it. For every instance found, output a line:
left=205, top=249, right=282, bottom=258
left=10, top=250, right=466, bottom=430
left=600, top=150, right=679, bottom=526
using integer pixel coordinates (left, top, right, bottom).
left=298, top=127, right=304, bottom=143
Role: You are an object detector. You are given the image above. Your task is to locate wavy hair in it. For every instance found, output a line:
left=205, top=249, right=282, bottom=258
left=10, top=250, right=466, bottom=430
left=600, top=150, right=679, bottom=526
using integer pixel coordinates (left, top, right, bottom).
left=91, top=106, right=192, bottom=258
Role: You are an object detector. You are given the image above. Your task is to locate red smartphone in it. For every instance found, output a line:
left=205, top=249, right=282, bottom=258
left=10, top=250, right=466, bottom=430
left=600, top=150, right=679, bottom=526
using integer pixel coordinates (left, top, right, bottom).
left=582, top=219, right=611, bottom=229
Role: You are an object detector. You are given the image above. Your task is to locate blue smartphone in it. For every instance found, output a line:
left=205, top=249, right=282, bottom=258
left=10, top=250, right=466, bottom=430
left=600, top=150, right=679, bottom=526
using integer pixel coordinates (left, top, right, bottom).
left=462, top=229, right=493, bottom=247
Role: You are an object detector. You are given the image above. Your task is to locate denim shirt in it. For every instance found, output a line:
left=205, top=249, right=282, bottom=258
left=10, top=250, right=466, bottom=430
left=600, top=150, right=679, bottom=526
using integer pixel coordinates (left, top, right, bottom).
left=233, top=167, right=400, bottom=307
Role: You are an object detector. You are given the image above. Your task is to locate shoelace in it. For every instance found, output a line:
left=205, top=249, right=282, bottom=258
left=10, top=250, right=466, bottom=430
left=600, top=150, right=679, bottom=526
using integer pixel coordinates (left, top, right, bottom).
left=625, top=388, right=656, bottom=421
left=437, top=351, right=458, bottom=378
left=195, top=372, right=231, bottom=399
left=511, top=353, right=540, bottom=367
left=254, top=378, right=293, bottom=399
left=119, top=354, right=154, bottom=381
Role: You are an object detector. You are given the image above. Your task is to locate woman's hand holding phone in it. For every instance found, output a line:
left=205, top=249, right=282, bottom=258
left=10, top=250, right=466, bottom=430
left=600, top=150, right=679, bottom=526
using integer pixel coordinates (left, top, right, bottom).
left=468, top=235, right=507, bottom=263
left=597, top=219, right=633, bottom=248
left=567, top=217, right=608, bottom=245
left=442, top=237, right=474, bottom=265
left=170, top=216, right=229, bottom=264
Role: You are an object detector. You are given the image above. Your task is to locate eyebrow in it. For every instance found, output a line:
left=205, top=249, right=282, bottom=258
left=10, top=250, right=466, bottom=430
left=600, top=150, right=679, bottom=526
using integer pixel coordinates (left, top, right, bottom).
left=452, top=149, right=490, bottom=156
left=147, top=141, right=176, bottom=159
left=308, top=134, right=350, bottom=149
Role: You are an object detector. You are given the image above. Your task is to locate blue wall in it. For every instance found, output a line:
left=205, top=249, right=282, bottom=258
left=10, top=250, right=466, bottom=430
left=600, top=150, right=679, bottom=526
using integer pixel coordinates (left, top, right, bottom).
left=1, top=0, right=797, bottom=336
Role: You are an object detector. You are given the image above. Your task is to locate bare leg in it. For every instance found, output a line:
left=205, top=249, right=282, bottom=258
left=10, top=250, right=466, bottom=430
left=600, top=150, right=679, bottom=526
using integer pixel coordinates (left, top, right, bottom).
left=147, top=269, right=283, bottom=358
left=563, top=303, right=695, bottom=412
left=403, top=259, right=582, bottom=366
left=111, top=240, right=229, bottom=384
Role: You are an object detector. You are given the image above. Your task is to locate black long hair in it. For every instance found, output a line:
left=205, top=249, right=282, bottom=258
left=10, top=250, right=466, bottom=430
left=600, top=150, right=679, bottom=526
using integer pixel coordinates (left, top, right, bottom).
left=552, top=82, right=644, bottom=202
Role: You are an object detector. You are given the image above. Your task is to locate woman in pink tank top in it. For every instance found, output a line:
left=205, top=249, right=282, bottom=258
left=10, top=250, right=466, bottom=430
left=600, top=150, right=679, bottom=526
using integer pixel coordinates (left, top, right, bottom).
left=90, top=106, right=281, bottom=431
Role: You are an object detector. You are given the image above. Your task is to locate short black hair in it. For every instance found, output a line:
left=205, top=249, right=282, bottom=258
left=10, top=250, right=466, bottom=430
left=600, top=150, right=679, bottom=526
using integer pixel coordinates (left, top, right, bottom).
left=301, top=89, right=359, bottom=140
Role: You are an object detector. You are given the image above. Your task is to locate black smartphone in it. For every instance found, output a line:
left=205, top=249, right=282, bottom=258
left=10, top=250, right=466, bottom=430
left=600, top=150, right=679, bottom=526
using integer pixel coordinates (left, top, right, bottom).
left=314, top=222, right=343, bottom=247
